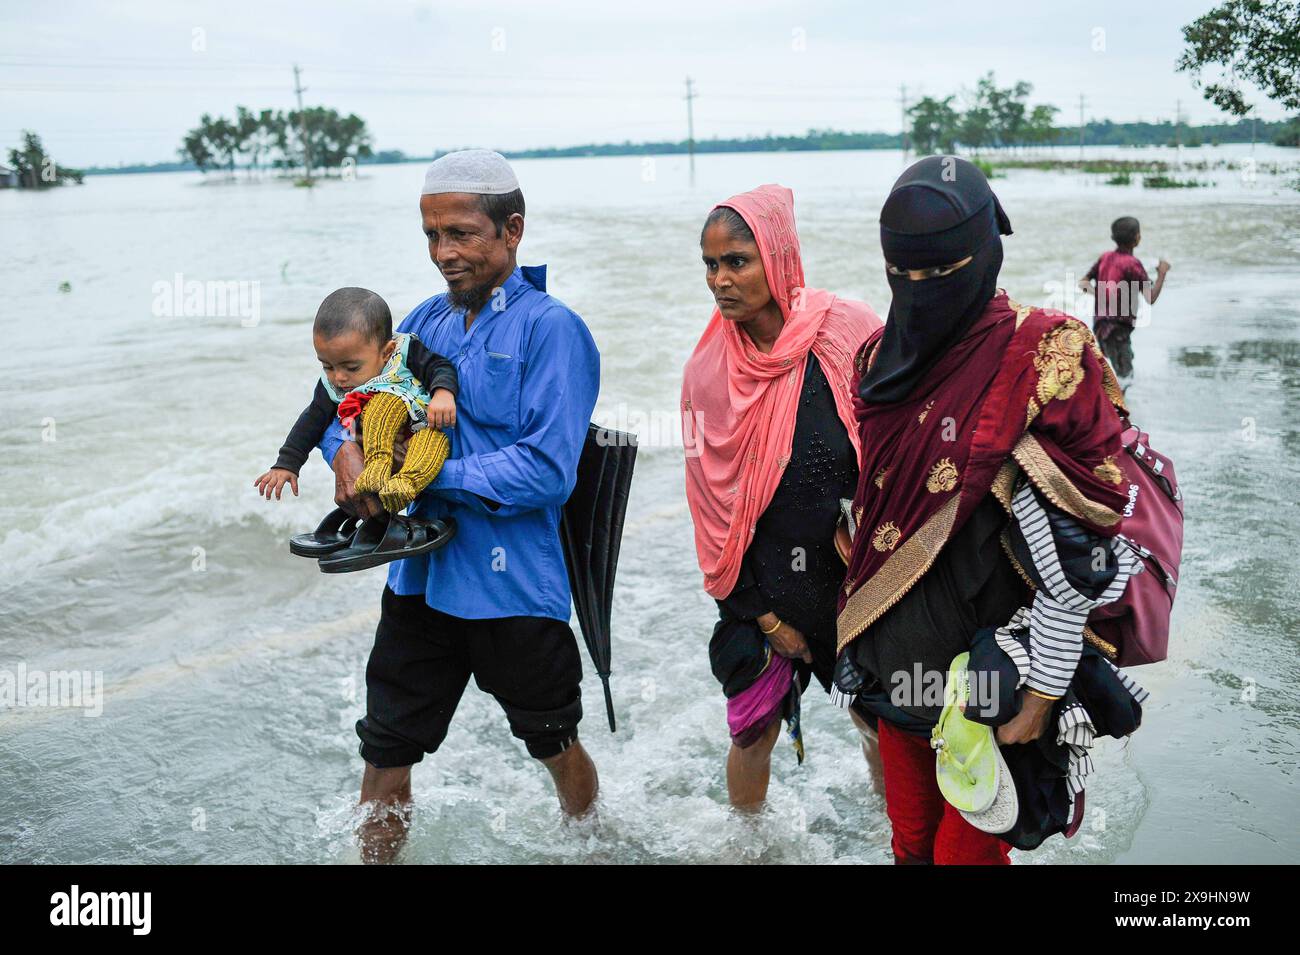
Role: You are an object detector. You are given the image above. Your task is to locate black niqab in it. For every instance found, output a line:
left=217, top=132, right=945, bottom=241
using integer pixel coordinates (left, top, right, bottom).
left=858, top=156, right=1014, bottom=404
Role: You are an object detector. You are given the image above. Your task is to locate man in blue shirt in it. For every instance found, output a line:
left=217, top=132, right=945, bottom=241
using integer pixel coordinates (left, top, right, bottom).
left=323, top=150, right=601, bottom=862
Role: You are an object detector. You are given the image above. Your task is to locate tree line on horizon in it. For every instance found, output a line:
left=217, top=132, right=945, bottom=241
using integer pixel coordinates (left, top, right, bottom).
left=78, top=112, right=1296, bottom=177
left=499, top=115, right=1297, bottom=162
left=178, top=106, right=373, bottom=178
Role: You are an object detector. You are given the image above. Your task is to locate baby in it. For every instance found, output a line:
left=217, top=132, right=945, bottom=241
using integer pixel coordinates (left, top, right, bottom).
left=254, top=287, right=457, bottom=514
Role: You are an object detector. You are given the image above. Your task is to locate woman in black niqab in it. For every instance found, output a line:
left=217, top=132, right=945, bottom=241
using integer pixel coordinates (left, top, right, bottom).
left=858, top=155, right=1014, bottom=404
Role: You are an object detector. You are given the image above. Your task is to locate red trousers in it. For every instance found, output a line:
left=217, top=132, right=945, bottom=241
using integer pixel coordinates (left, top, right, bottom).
left=877, top=718, right=1012, bottom=865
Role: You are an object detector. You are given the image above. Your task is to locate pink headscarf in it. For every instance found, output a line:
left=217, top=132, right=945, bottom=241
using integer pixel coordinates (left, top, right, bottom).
left=682, top=184, right=882, bottom=599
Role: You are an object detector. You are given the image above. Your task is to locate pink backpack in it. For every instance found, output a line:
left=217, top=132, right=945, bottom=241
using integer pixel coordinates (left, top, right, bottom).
left=1088, top=420, right=1184, bottom=666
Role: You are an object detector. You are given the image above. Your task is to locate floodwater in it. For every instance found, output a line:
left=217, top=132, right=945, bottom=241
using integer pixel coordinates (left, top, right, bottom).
left=1, top=145, right=1297, bottom=863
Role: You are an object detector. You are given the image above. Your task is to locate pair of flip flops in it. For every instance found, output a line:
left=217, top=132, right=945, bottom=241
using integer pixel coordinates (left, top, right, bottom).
left=931, top=652, right=1019, bottom=835
left=289, top=507, right=456, bottom=573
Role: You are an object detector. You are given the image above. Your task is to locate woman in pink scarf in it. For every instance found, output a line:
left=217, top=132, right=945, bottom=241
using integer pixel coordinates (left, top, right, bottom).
left=682, top=184, right=884, bottom=809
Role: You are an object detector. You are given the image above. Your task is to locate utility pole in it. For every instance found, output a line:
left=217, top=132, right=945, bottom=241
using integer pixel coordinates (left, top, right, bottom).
left=1174, top=98, right=1182, bottom=150
left=685, top=76, right=697, bottom=178
left=900, top=83, right=909, bottom=160
left=1078, top=93, right=1086, bottom=159
left=293, top=64, right=313, bottom=183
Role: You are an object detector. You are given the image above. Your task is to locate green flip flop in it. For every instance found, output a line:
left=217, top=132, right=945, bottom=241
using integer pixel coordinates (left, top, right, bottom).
left=931, top=652, right=1000, bottom=814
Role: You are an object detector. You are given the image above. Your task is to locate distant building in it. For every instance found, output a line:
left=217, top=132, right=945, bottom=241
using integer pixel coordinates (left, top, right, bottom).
left=0, top=164, right=17, bottom=188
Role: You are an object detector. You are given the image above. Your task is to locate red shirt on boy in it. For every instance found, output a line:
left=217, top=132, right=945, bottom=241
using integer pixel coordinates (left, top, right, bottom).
left=1086, top=250, right=1148, bottom=337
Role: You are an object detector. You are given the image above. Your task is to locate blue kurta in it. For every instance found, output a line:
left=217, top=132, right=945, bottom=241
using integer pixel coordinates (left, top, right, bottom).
left=320, top=265, right=600, bottom=621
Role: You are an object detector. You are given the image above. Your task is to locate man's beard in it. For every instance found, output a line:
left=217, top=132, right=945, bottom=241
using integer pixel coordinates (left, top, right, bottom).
left=447, top=277, right=496, bottom=313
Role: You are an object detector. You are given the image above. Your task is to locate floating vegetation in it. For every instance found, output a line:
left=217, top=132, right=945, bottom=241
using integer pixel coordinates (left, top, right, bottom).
left=1105, top=172, right=1132, bottom=185
left=989, top=157, right=1294, bottom=176
left=1142, top=174, right=1204, bottom=189
left=991, top=158, right=1171, bottom=173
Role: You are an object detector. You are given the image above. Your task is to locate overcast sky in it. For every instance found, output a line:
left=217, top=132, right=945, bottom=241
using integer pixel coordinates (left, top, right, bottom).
left=1, top=0, right=1286, bottom=168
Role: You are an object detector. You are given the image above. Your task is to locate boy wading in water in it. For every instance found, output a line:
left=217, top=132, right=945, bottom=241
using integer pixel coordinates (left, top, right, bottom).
left=1078, top=215, right=1170, bottom=389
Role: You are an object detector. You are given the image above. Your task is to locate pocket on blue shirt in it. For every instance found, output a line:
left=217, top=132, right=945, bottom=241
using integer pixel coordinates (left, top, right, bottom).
left=467, top=352, right=520, bottom=432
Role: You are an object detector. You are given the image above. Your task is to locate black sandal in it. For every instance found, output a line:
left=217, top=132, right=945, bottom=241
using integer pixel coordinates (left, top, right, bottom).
left=289, top=507, right=361, bottom=558
left=317, top=513, right=456, bottom=574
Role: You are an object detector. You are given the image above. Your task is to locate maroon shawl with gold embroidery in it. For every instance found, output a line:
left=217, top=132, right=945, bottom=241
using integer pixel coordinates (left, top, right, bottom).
left=836, top=291, right=1130, bottom=653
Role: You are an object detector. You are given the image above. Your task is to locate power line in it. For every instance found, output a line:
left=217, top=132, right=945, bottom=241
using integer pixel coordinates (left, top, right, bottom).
left=0, top=55, right=899, bottom=99
left=899, top=83, right=910, bottom=160
left=0, top=80, right=899, bottom=105
left=293, top=64, right=312, bottom=182
left=684, top=76, right=697, bottom=177
left=1078, top=92, right=1086, bottom=158
left=1, top=55, right=1237, bottom=121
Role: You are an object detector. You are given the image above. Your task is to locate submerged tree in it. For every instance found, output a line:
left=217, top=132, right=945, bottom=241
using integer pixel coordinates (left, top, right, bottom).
left=177, top=107, right=371, bottom=178
left=907, top=76, right=1058, bottom=155
left=1024, top=104, right=1062, bottom=151
left=283, top=107, right=373, bottom=176
left=235, top=106, right=280, bottom=177
left=988, top=78, right=1033, bottom=149
left=6, top=130, right=82, bottom=188
left=179, top=114, right=237, bottom=177
left=909, top=96, right=960, bottom=155
left=180, top=126, right=214, bottom=172
left=207, top=115, right=240, bottom=175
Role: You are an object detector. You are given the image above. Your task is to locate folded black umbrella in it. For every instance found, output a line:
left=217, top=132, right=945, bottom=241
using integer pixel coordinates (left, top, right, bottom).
left=560, top=423, right=637, bottom=732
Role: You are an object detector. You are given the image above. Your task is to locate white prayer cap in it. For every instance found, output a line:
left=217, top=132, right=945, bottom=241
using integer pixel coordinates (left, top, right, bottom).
left=421, top=149, right=519, bottom=196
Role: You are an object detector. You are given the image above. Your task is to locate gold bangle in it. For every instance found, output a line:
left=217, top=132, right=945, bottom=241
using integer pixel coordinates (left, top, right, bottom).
left=759, top=617, right=782, bottom=635
left=1025, top=687, right=1061, bottom=702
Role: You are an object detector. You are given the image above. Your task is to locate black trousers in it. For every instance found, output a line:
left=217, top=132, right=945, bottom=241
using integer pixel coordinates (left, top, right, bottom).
left=356, top=587, right=584, bottom=765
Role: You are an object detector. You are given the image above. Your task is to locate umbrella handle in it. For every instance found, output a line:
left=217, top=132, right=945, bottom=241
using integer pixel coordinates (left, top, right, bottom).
left=601, top=675, right=616, bottom=733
